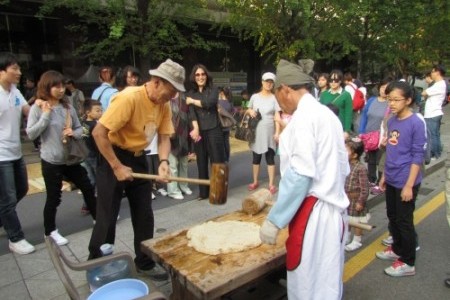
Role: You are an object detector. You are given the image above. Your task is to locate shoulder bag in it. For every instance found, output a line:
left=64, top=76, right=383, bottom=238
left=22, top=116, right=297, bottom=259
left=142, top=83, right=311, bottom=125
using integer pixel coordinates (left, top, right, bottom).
left=63, top=108, right=89, bottom=165
left=218, top=105, right=237, bottom=128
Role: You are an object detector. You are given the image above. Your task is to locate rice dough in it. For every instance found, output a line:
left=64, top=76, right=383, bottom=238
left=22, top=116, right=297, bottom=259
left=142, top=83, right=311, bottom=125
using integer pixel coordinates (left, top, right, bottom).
left=186, top=220, right=262, bottom=255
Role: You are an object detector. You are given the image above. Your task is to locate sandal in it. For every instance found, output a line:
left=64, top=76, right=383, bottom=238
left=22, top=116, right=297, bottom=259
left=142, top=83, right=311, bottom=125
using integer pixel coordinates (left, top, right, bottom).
left=248, top=182, right=259, bottom=191
left=269, top=185, right=278, bottom=194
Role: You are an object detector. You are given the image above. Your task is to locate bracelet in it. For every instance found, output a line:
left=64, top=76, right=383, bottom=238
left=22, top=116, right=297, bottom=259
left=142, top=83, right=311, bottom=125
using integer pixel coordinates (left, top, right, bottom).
left=160, top=159, right=169, bottom=165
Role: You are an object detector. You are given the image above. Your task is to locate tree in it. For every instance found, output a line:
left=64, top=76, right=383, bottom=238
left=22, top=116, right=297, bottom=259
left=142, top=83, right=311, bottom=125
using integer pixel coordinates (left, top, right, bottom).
left=38, top=0, right=223, bottom=70
left=216, top=0, right=323, bottom=62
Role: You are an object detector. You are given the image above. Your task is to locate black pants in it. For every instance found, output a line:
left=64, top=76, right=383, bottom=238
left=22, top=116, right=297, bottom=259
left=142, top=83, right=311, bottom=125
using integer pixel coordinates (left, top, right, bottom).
left=195, top=126, right=226, bottom=199
left=366, top=149, right=382, bottom=184
left=385, top=183, right=419, bottom=266
left=41, top=160, right=96, bottom=235
left=88, top=148, right=155, bottom=270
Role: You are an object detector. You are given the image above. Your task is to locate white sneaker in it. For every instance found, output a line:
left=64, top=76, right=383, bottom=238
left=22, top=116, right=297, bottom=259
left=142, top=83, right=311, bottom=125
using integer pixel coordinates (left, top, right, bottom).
left=49, top=229, right=69, bottom=246
left=9, top=239, right=35, bottom=255
left=180, top=188, right=193, bottom=195
left=157, top=188, right=168, bottom=196
left=151, top=193, right=156, bottom=200
left=345, top=241, right=362, bottom=252
left=382, top=235, right=393, bottom=246
left=384, top=260, right=415, bottom=277
left=169, top=194, right=184, bottom=200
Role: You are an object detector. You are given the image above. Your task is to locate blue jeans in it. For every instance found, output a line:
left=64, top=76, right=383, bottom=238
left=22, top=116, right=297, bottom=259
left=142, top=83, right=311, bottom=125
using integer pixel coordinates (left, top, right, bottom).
left=0, top=158, right=28, bottom=242
left=425, top=115, right=442, bottom=158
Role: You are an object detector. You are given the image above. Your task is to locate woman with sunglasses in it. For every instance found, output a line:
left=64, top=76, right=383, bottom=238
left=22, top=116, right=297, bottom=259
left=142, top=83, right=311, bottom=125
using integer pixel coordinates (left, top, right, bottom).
left=186, top=64, right=225, bottom=200
left=319, top=70, right=353, bottom=132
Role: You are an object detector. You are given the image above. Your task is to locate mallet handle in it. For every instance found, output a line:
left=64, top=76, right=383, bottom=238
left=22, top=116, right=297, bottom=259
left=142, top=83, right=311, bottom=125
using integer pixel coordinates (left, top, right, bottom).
left=131, top=172, right=210, bottom=185
left=348, top=220, right=374, bottom=231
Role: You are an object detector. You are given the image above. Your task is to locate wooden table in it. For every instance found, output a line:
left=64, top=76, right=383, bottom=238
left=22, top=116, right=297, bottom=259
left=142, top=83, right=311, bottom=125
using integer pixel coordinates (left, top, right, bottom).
left=141, top=208, right=288, bottom=300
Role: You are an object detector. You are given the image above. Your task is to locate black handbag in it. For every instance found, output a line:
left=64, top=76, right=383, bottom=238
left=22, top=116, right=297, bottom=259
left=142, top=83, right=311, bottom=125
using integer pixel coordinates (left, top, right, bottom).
left=235, top=111, right=261, bottom=143
left=63, top=109, right=89, bottom=165
left=63, top=137, right=89, bottom=166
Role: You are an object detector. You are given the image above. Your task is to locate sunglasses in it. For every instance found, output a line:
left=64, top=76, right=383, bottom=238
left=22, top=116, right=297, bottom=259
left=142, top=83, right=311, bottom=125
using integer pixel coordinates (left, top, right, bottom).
left=329, top=78, right=340, bottom=83
left=195, top=73, right=206, bottom=77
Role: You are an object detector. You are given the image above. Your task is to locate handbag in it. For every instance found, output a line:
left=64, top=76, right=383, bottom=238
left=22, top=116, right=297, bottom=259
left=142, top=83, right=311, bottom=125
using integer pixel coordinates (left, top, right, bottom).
left=359, top=130, right=380, bottom=152
left=234, top=111, right=261, bottom=143
left=63, top=109, right=89, bottom=165
left=218, top=106, right=237, bottom=128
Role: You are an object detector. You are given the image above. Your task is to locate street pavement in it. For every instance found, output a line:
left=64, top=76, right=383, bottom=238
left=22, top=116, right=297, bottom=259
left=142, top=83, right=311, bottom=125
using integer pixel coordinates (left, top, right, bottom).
left=1, top=105, right=450, bottom=299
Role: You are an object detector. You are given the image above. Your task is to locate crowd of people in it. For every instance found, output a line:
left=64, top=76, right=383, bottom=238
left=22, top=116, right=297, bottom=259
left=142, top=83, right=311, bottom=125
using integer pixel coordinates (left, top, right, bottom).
left=1, top=50, right=449, bottom=296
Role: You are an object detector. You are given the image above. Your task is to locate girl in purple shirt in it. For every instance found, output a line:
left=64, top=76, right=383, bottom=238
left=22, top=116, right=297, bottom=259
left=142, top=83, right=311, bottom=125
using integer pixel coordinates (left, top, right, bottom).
left=376, top=81, right=426, bottom=277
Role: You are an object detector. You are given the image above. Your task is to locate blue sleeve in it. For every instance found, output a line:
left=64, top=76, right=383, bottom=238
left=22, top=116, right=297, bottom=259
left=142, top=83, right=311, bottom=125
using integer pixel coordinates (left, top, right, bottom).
left=359, top=97, right=375, bottom=134
left=267, top=166, right=312, bottom=229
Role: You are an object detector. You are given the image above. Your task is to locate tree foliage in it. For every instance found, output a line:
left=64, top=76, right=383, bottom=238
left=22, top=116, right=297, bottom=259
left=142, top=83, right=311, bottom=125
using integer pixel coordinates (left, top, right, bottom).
left=217, top=0, right=450, bottom=79
left=38, top=0, right=223, bottom=68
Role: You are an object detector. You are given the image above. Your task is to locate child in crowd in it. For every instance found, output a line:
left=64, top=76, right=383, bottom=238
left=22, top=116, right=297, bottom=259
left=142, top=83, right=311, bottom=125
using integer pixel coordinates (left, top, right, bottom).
left=80, top=99, right=102, bottom=214
left=376, top=81, right=426, bottom=277
left=344, top=137, right=370, bottom=251
left=145, top=134, right=168, bottom=199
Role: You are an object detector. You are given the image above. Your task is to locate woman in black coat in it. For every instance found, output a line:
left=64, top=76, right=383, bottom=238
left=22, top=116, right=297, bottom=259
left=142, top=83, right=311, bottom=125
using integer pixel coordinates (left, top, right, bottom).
left=186, top=64, right=226, bottom=199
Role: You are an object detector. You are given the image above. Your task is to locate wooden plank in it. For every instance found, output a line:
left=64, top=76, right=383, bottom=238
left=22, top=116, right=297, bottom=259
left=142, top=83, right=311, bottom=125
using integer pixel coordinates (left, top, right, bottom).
left=141, top=208, right=288, bottom=300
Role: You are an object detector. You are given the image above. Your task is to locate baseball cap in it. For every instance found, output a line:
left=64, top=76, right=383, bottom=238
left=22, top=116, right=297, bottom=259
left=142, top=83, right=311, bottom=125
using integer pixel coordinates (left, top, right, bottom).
left=149, top=59, right=186, bottom=92
left=262, top=72, right=276, bottom=81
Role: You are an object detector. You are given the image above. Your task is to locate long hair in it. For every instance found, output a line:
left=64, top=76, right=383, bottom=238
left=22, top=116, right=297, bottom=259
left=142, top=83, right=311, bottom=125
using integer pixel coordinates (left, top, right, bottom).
left=36, top=70, right=69, bottom=108
left=189, top=64, right=213, bottom=91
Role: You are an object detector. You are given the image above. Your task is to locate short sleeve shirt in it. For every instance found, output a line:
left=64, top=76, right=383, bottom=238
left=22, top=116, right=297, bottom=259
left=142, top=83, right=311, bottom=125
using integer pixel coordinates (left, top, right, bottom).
left=99, top=85, right=174, bottom=153
left=0, top=85, right=27, bottom=161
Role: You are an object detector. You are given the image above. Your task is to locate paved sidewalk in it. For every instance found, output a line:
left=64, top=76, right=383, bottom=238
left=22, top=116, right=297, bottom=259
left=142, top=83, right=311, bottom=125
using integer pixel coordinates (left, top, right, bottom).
left=1, top=105, right=449, bottom=299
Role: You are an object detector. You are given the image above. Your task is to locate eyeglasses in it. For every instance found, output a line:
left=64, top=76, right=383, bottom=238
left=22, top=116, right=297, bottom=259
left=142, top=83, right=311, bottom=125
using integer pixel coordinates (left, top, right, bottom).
left=329, top=78, right=340, bottom=83
left=195, top=73, right=206, bottom=77
left=387, top=97, right=406, bottom=102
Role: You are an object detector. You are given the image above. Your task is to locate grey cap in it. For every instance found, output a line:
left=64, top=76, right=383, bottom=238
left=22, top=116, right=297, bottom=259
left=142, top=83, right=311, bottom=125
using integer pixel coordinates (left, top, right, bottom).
left=274, top=59, right=315, bottom=89
left=149, top=59, right=186, bottom=92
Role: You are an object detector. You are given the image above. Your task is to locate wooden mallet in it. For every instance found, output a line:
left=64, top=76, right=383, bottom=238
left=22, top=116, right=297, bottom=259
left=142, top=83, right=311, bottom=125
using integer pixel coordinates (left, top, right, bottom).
left=242, top=188, right=374, bottom=231
left=132, top=163, right=229, bottom=205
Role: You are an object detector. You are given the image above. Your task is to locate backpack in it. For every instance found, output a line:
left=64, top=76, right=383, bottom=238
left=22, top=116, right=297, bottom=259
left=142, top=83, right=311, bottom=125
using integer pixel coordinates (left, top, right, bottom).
left=348, top=84, right=365, bottom=111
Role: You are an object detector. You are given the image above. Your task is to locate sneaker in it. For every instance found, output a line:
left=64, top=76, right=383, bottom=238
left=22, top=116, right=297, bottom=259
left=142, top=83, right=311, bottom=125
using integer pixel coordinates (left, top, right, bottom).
left=345, top=241, right=362, bottom=252
left=49, top=229, right=69, bottom=246
left=376, top=246, right=400, bottom=260
left=416, top=245, right=420, bottom=251
left=137, top=264, right=169, bottom=281
left=384, top=259, right=415, bottom=277
left=151, top=193, right=156, bottom=200
left=180, top=188, right=193, bottom=195
left=157, top=188, right=168, bottom=196
left=370, top=186, right=384, bottom=195
left=9, top=239, right=35, bottom=255
left=80, top=205, right=90, bottom=215
left=369, top=182, right=377, bottom=188
left=169, top=194, right=184, bottom=200
left=382, top=236, right=393, bottom=246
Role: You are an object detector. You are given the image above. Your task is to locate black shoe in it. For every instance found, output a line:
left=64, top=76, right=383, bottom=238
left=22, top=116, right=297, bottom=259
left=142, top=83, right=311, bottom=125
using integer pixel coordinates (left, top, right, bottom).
left=137, top=264, right=169, bottom=281
left=445, top=278, right=450, bottom=288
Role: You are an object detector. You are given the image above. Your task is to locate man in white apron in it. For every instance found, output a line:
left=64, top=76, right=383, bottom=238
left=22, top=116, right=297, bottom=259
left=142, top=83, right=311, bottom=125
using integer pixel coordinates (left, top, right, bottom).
left=260, top=59, right=350, bottom=299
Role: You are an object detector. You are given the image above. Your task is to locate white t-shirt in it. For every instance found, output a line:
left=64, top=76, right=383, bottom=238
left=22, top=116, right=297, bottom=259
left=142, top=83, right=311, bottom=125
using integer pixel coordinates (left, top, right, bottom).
left=145, top=134, right=158, bottom=155
left=424, top=79, right=445, bottom=118
left=345, top=82, right=357, bottom=99
left=0, top=84, right=27, bottom=161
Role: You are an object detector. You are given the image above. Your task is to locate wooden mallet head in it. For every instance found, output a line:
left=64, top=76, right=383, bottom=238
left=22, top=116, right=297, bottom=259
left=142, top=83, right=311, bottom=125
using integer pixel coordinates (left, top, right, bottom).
left=209, top=163, right=229, bottom=205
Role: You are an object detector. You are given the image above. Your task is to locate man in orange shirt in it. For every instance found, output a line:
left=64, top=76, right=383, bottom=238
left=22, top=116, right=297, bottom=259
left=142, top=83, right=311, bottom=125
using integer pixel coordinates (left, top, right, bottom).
left=88, top=59, right=185, bottom=280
